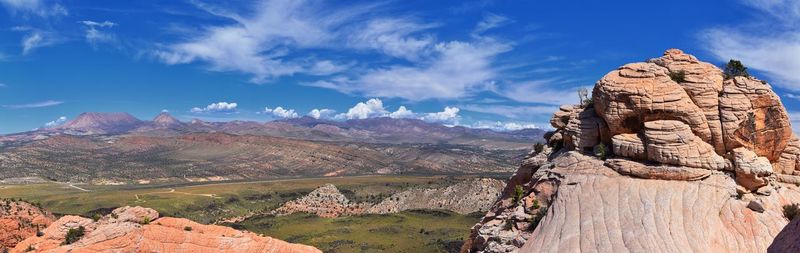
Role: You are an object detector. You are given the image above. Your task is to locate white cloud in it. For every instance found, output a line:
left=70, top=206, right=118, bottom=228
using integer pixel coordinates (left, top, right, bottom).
left=497, top=80, right=590, bottom=105
left=389, top=106, right=415, bottom=119
left=336, top=98, right=388, bottom=120
left=473, top=13, right=510, bottom=35
left=308, top=108, right=336, bottom=119
left=460, top=104, right=559, bottom=119
left=421, top=106, right=460, bottom=124
left=701, top=0, right=800, bottom=89
left=0, top=0, right=68, bottom=18
left=79, top=20, right=117, bottom=47
left=315, top=39, right=511, bottom=101
left=43, top=116, right=67, bottom=128
left=470, top=121, right=539, bottom=131
left=264, top=106, right=299, bottom=118
left=3, top=100, right=63, bottom=109
left=0, top=83, right=6, bottom=87
left=155, top=0, right=379, bottom=83
left=346, top=18, right=437, bottom=61
left=21, top=32, right=43, bottom=55
left=191, top=102, right=238, bottom=113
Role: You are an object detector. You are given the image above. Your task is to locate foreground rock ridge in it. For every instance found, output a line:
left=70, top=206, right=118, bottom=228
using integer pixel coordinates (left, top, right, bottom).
left=11, top=206, right=321, bottom=253
left=0, top=200, right=55, bottom=250
left=463, top=49, right=800, bottom=252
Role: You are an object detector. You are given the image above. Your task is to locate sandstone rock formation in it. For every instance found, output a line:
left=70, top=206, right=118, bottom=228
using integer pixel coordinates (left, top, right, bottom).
left=272, top=184, right=370, bottom=218
left=273, top=179, right=505, bottom=218
left=0, top=200, right=54, bottom=251
left=12, top=206, right=321, bottom=253
left=463, top=49, right=800, bottom=253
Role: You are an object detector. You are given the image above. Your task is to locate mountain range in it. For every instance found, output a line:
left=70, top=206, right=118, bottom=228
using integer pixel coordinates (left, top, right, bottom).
left=0, top=112, right=544, bottom=184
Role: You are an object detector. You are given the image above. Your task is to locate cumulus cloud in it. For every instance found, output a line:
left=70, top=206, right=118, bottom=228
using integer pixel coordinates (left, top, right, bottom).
left=264, top=106, right=299, bottom=118
left=420, top=106, right=460, bottom=124
left=0, top=0, right=68, bottom=18
left=79, top=20, right=117, bottom=47
left=336, top=98, right=388, bottom=120
left=190, top=102, right=238, bottom=113
left=43, top=116, right=67, bottom=128
left=469, top=121, right=539, bottom=131
left=3, top=100, right=63, bottom=109
left=308, top=108, right=336, bottom=119
left=701, top=0, right=800, bottom=89
left=388, top=106, right=415, bottom=119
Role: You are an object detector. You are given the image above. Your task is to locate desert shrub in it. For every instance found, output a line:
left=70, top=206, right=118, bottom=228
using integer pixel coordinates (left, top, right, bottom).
left=141, top=216, right=151, bottom=225
left=532, top=199, right=540, bottom=210
left=784, top=203, right=800, bottom=221
left=184, top=226, right=193, bottom=231
left=533, top=142, right=544, bottom=154
left=513, top=185, right=525, bottom=204
left=724, top=59, right=749, bottom=79
left=63, top=226, right=85, bottom=245
left=91, top=213, right=102, bottom=221
left=669, top=70, right=686, bottom=83
left=528, top=207, right=548, bottom=231
left=594, top=143, right=608, bottom=160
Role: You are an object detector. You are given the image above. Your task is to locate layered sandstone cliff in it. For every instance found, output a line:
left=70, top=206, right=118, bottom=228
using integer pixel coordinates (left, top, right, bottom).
left=12, top=206, right=321, bottom=253
left=463, top=49, right=800, bottom=253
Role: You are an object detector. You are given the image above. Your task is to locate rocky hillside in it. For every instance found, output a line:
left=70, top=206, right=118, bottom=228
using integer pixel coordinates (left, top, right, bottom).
left=273, top=179, right=505, bottom=217
left=11, top=206, right=320, bottom=253
left=0, top=200, right=54, bottom=251
left=463, top=49, right=800, bottom=252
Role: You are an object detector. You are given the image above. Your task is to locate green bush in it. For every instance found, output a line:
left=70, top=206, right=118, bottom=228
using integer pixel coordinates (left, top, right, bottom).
left=669, top=70, right=686, bottom=83
left=513, top=185, right=525, bottom=204
left=784, top=203, right=800, bottom=221
left=142, top=216, right=151, bottom=225
left=528, top=207, right=548, bottom=231
left=533, top=143, right=544, bottom=154
left=594, top=143, right=608, bottom=160
left=63, top=226, right=85, bottom=245
left=724, top=59, right=749, bottom=79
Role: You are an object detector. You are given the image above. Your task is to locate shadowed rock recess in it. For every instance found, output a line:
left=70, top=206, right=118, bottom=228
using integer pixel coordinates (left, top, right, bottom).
left=462, top=49, right=800, bottom=253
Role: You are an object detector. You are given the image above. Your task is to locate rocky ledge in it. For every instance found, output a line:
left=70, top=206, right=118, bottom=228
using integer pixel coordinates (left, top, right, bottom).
left=0, top=200, right=55, bottom=251
left=273, top=179, right=505, bottom=218
left=463, top=49, right=800, bottom=253
left=11, top=206, right=321, bottom=253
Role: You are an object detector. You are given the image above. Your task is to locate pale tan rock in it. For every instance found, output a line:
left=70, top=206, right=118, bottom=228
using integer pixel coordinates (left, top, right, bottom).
left=611, top=133, right=646, bottom=160
left=271, top=184, right=369, bottom=218
left=12, top=207, right=321, bottom=253
left=605, top=158, right=712, bottom=181
left=562, top=106, right=609, bottom=150
left=643, top=120, right=730, bottom=170
left=731, top=147, right=775, bottom=191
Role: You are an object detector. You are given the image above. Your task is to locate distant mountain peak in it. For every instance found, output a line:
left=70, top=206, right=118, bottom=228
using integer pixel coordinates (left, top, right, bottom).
left=152, top=112, right=183, bottom=127
left=60, top=112, right=142, bottom=133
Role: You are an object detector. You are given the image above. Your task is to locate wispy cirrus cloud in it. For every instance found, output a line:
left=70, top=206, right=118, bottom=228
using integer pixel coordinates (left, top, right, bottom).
left=79, top=20, right=117, bottom=47
left=0, top=0, right=67, bottom=18
left=700, top=0, right=800, bottom=89
left=3, top=100, right=63, bottom=109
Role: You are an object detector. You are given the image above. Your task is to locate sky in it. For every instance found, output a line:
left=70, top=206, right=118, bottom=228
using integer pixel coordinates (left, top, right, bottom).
left=1, top=0, right=799, bottom=134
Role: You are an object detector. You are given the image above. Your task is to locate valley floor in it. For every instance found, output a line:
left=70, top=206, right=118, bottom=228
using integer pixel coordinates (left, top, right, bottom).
left=0, top=174, right=505, bottom=253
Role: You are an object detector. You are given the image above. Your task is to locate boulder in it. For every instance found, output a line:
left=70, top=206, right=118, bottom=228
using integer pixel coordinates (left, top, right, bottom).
left=731, top=147, right=775, bottom=191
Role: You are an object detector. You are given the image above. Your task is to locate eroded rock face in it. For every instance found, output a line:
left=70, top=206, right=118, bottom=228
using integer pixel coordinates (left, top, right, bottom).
left=271, top=184, right=369, bottom=218
left=0, top=200, right=55, bottom=250
left=12, top=206, right=321, bottom=253
left=463, top=49, right=800, bottom=253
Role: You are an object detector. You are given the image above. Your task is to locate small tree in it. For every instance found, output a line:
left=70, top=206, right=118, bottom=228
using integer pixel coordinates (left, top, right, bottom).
left=533, top=142, right=544, bottom=154
left=724, top=59, right=749, bottom=79
left=63, top=226, right=85, bottom=245
left=784, top=203, right=800, bottom=221
left=746, top=111, right=757, bottom=150
left=513, top=185, right=525, bottom=204
left=594, top=143, right=608, bottom=160
left=577, top=88, right=590, bottom=108
left=669, top=70, right=686, bottom=83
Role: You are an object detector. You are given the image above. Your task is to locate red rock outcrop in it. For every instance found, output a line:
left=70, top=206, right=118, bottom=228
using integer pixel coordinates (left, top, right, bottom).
left=463, top=49, right=800, bottom=253
left=0, top=200, right=54, bottom=251
left=11, top=206, right=321, bottom=253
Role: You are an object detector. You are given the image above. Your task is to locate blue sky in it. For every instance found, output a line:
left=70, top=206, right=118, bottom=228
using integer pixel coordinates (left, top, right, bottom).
left=1, top=0, right=799, bottom=134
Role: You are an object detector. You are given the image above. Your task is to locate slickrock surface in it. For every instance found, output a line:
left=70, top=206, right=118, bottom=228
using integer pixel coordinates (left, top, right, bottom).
left=12, top=206, right=321, bottom=253
left=273, top=179, right=505, bottom=218
left=0, top=200, right=55, bottom=250
left=463, top=49, right=800, bottom=253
